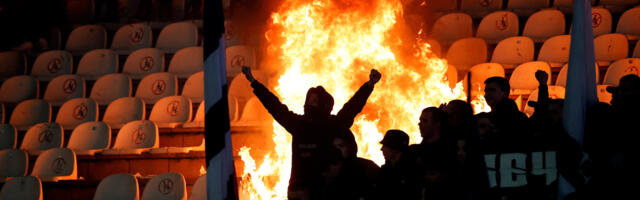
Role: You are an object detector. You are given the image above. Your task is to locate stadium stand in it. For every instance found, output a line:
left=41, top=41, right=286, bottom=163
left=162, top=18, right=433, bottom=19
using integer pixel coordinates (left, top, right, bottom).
left=67, top=121, right=111, bottom=155
left=9, top=99, right=51, bottom=131
left=31, top=50, right=73, bottom=81
left=537, top=35, right=571, bottom=68
left=476, top=11, right=519, bottom=44
left=20, top=122, right=64, bottom=155
left=31, top=148, right=78, bottom=182
left=93, top=173, right=139, bottom=200
left=445, top=37, right=488, bottom=71
left=122, top=48, right=166, bottom=79
left=0, top=149, right=28, bottom=180
left=111, top=23, right=154, bottom=55
left=0, top=75, right=39, bottom=104
left=76, top=49, right=119, bottom=80
left=490, top=36, right=535, bottom=69
left=141, top=172, right=187, bottom=200
left=43, top=74, right=86, bottom=106
left=102, top=97, right=146, bottom=129
left=523, top=9, right=566, bottom=43
left=429, top=13, right=474, bottom=45
left=135, top=72, right=178, bottom=104
left=168, top=46, right=203, bottom=78
left=65, top=25, right=108, bottom=56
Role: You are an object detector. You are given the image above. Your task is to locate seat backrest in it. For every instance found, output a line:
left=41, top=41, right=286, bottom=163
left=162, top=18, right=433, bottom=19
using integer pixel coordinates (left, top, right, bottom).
left=603, top=58, right=640, bottom=86
left=189, top=174, right=206, bottom=200
left=56, top=98, right=98, bottom=130
left=469, top=63, right=506, bottom=92
left=182, top=71, right=203, bottom=103
left=90, top=73, right=132, bottom=105
left=168, top=47, right=203, bottom=78
left=490, top=36, right=534, bottom=68
left=429, top=13, right=473, bottom=45
left=113, top=120, right=158, bottom=150
left=597, top=84, right=613, bottom=104
left=136, top=72, right=178, bottom=104
left=103, top=97, right=146, bottom=129
left=0, top=124, right=16, bottom=149
left=0, top=176, right=42, bottom=200
left=591, top=7, right=613, bottom=37
left=509, top=61, right=552, bottom=90
left=94, top=173, right=139, bottom=200
left=476, top=11, right=519, bottom=44
left=239, top=97, right=271, bottom=123
left=20, top=122, right=64, bottom=155
left=141, top=172, right=187, bottom=200
left=228, top=71, right=268, bottom=118
left=0, top=75, right=39, bottom=103
left=111, top=23, right=153, bottom=54
left=537, top=35, right=571, bottom=64
left=616, top=7, right=640, bottom=37
left=76, top=49, right=119, bottom=80
left=31, top=50, right=73, bottom=81
left=0, top=51, right=27, bottom=79
left=43, top=74, right=85, bottom=106
left=225, top=46, right=255, bottom=78
left=123, top=48, right=165, bottom=79
left=445, top=38, right=487, bottom=70
left=67, top=121, right=110, bottom=154
left=0, top=149, right=28, bottom=178
left=156, top=22, right=198, bottom=53
left=191, top=101, right=204, bottom=124
left=523, top=9, right=565, bottom=42
left=65, top=25, right=107, bottom=55
left=507, top=0, right=550, bottom=16
left=149, top=96, right=192, bottom=124
left=594, top=33, right=628, bottom=63
left=523, top=86, right=566, bottom=116
left=460, top=0, right=504, bottom=18
left=30, top=148, right=77, bottom=181
left=555, top=63, right=600, bottom=87
left=10, top=99, right=51, bottom=130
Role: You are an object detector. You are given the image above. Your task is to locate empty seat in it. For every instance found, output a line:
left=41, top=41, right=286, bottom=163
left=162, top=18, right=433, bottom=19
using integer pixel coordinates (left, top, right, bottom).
left=0, top=51, right=27, bottom=80
left=67, top=121, right=110, bottom=155
left=634, top=40, right=640, bottom=58
left=0, top=149, right=28, bottom=180
left=90, top=73, right=132, bottom=105
left=508, top=0, right=550, bottom=16
left=111, top=23, right=153, bottom=55
left=182, top=71, right=203, bottom=103
left=228, top=71, right=268, bottom=120
left=0, top=176, right=42, bottom=200
left=236, top=97, right=272, bottom=126
left=523, top=86, right=566, bottom=117
left=123, top=48, right=165, bottom=79
left=509, top=61, right=552, bottom=95
left=476, top=11, right=519, bottom=44
left=103, top=97, right=146, bottom=129
left=537, top=35, right=571, bottom=67
left=460, top=0, right=503, bottom=18
left=76, top=49, right=119, bottom=80
left=136, top=72, right=178, bottom=104
left=0, top=75, right=39, bottom=104
left=490, top=36, right=535, bottom=69
left=555, top=63, right=600, bottom=87
left=590, top=7, right=613, bottom=37
left=141, top=172, right=187, bottom=200
left=149, top=96, right=192, bottom=128
left=469, top=63, right=506, bottom=96
left=183, top=100, right=204, bottom=128
left=31, top=148, right=78, bottom=182
left=20, top=122, right=63, bottom=155
left=594, top=33, right=628, bottom=66
left=65, top=25, right=108, bottom=56
left=0, top=124, right=16, bottom=149
left=10, top=99, right=51, bottom=131
left=603, top=58, right=640, bottom=86
left=43, top=74, right=86, bottom=106
left=523, top=9, right=566, bottom=43
left=31, top=50, right=73, bottom=81
left=102, top=120, right=158, bottom=155
left=225, top=45, right=256, bottom=78
left=429, top=13, right=473, bottom=45
left=189, top=174, right=206, bottom=200
left=597, top=84, right=613, bottom=104
left=168, top=47, right=203, bottom=78
left=56, top=98, right=98, bottom=131
left=445, top=38, right=488, bottom=71
left=156, top=22, right=199, bottom=53
left=615, top=6, right=640, bottom=40
left=94, top=173, right=139, bottom=200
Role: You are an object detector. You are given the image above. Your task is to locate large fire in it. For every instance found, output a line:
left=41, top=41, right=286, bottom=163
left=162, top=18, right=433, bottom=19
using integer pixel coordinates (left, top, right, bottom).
left=237, top=0, right=486, bottom=199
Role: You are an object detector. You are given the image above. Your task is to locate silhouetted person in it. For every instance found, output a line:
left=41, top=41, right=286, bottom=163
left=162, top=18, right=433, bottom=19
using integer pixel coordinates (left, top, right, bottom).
left=483, top=76, right=529, bottom=152
left=373, top=130, right=420, bottom=200
left=241, top=66, right=381, bottom=199
left=410, top=107, right=457, bottom=173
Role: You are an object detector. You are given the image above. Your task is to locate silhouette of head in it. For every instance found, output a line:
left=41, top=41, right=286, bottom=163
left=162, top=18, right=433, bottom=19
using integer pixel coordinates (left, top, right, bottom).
left=484, top=77, right=510, bottom=108
left=419, top=107, right=447, bottom=144
left=304, top=86, right=334, bottom=117
left=442, top=100, right=473, bottom=128
left=609, top=74, right=640, bottom=111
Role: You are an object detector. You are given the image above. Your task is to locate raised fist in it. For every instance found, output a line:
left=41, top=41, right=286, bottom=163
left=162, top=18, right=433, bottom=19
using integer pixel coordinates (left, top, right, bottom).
left=535, top=70, right=548, bottom=86
left=369, top=69, right=381, bottom=85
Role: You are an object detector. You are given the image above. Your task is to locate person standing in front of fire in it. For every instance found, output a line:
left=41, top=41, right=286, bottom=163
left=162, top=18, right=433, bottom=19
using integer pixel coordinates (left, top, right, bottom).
left=241, top=66, right=381, bottom=200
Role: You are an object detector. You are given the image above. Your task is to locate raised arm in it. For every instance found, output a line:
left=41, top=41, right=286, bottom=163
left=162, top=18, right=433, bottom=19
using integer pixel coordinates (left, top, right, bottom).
left=336, top=69, right=381, bottom=127
left=242, top=67, right=300, bottom=131
left=530, top=70, right=549, bottom=120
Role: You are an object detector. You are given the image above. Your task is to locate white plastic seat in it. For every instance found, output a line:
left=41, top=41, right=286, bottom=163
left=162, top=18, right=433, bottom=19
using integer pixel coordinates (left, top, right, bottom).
left=537, top=35, right=571, bottom=68
left=10, top=99, right=51, bottom=131
left=0, top=51, right=27, bottom=80
left=445, top=38, right=488, bottom=71
left=460, top=0, right=503, bottom=18
left=67, top=121, right=110, bottom=155
left=228, top=71, right=268, bottom=120
left=590, top=7, right=613, bottom=37
left=136, top=72, right=178, bottom=104
left=182, top=71, right=203, bottom=103
left=0, top=75, right=39, bottom=104
left=43, top=74, right=85, bottom=106
left=236, top=97, right=272, bottom=126
left=90, top=73, right=132, bottom=105
left=616, top=6, right=640, bottom=40
left=102, top=120, right=158, bottom=155
left=225, top=45, right=256, bottom=78
left=103, top=97, right=146, bottom=129
left=597, top=84, right=613, bottom=104
left=0, top=149, right=28, bottom=180
left=55, top=98, right=98, bottom=131
left=429, top=13, right=473, bottom=45
left=93, top=173, right=139, bottom=200
left=490, top=36, right=535, bottom=69
left=141, top=172, right=187, bottom=200
left=594, top=33, right=629, bottom=66
left=509, top=61, right=552, bottom=95
left=156, top=22, right=199, bottom=53
left=189, top=174, right=206, bottom=200
left=168, top=47, right=203, bottom=78
left=523, top=9, right=566, bottom=43
left=603, top=58, right=640, bottom=86
left=65, top=25, right=108, bottom=56
left=20, top=122, right=63, bottom=155
left=0, top=124, right=16, bottom=149
left=183, top=101, right=204, bottom=128
left=111, top=23, right=153, bottom=55
left=633, top=40, right=640, bottom=58
left=31, top=50, right=73, bottom=81
left=507, top=0, right=550, bottom=16
left=476, top=11, right=519, bottom=44
left=30, top=148, right=77, bottom=182
left=76, top=49, right=119, bottom=80
left=469, top=63, right=506, bottom=97
left=149, top=96, right=192, bottom=128
left=122, top=48, right=165, bottom=79
left=555, top=63, right=600, bottom=87
left=523, top=86, right=566, bottom=117
left=0, top=176, right=42, bottom=200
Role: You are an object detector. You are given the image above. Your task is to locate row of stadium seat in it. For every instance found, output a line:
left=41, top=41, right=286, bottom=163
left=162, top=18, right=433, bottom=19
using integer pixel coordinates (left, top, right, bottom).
left=425, top=0, right=639, bottom=17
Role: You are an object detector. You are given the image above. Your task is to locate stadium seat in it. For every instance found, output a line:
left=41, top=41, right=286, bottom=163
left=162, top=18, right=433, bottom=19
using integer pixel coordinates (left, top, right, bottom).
left=149, top=96, right=192, bottom=128
left=56, top=98, right=98, bottom=131
left=156, top=22, right=199, bottom=53
left=20, top=122, right=63, bottom=155
left=123, top=48, right=165, bottom=79
left=469, top=63, right=506, bottom=96
left=76, top=49, right=119, bottom=80
left=509, top=61, right=552, bottom=95
left=65, top=25, right=108, bottom=56
left=597, top=84, right=613, bottom=104
left=67, top=121, right=110, bottom=155
left=0, top=75, right=39, bottom=104
left=236, top=97, right=272, bottom=126
left=490, top=36, right=534, bottom=69
left=590, top=7, right=613, bottom=37
left=93, top=173, right=139, bottom=200
left=10, top=99, right=51, bottom=131
left=0, top=176, right=42, bottom=200
left=228, top=71, right=268, bottom=120
left=445, top=38, right=488, bottom=71
left=102, top=120, right=158, bottom=155
left=616, top=6, right=640, bottom=40
left=182, top=71, right=203, bottom=103
left=523, top=86, right=566, bottom=117
left=168, top=47, right=203, bottom=78
left=136, top=72, right=178, bottom=104
left=0, top=124, right=16, bottom=149
left=426, top=39, right=442, bottom=57
left=429, top=13, right=473, bottom=45
left=555, top=63, right=600, bottom=87
left=0, top=51, right=27, bottom=80
left=507, top=0, right=550, bottom=16
left=189, top=174, right=206, bottom=200
left=0, top=149, right=28, bottom=180
left=31, top=148, right=78, bottom=182
left=43, top=74, right=86, bottom=106
left=228, top=96, right=238, bottom=122
left=141, top=172, right=187, bottom=200
left=603, top=58, right=640, bottom=86
left=103, top=97, right=146, bottom=129
left=225, top=45, right=256, bottom=78
left=523, top=9, right=566, bottom=43
left=31, top=50, right=73, bottom=81
left=537, top=35, right=571, bottom=68
left=111, top=23, right=153, bottom=55
left=183, top=100, right=204, bottom=128
left=224, top=20, right=242, bottom=47
left=90, top=73, right=132, bottom=105
left=594, top=33, right=629, bottom=66
left=460, top=0, right=503, bottom=18
left=553, top=0, right=596, bottom=13
left=476, top=11, right=519, bottom=44
left=603, top=0, right=640, bottom=13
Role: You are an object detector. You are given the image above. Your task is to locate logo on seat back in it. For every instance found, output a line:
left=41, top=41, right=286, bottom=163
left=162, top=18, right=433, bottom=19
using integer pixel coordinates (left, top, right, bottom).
left=130, top=27, right=144, bottom=43
left=231, top=55, right=245, bottom=69
left=38, top=129, right=54, bottom=144
left=496, top=13, right=509, bottom=31
left=166, top=101, right=180, bottom=117
left=592, top=12, right=602, bottom=29
left=63, top=79, right=77, bottom=94
left=158, top=178, right=174, bottom=195
left=52, top=157, right=66, bottom=174
left=132, top=127, right=146, bottom=145
left=140, top=56, right=154, bottom=72
left=73, top=103, right=88, bottom=120
left=47, top=58, right=63, bottom=74
left=152, top=80, right=167, bottom=95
